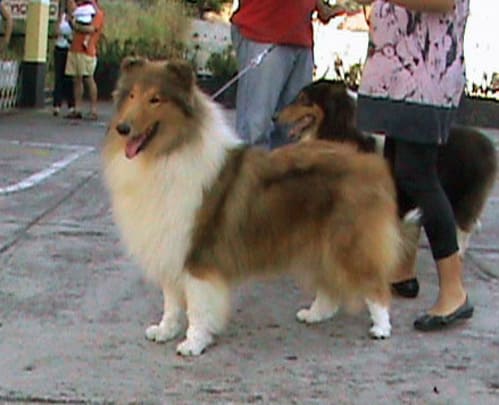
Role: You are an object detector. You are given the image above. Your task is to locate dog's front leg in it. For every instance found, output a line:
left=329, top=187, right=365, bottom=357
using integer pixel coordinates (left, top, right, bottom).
left=366, top=294, right=391, bottom=339
left=145, top=283, right=185, bottom=343
left=176, top=272, right=230, bottom=356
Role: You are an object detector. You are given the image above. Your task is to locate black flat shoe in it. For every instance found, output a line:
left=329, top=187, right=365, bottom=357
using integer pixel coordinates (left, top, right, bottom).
left=391, top=278, right=419, bottom=298
left=414, top=296, right=474, bottom=332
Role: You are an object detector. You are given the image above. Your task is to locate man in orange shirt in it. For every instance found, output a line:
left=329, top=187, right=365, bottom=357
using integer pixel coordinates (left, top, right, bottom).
left=65, top=0, right=104, bottom=120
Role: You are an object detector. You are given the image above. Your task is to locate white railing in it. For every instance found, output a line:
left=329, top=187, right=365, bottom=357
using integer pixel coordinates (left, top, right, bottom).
left=0, top=60, right=21, bottom=111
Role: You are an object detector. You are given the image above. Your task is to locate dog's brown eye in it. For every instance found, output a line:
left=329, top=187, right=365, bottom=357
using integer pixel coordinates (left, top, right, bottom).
left=150, top=96, right=161, bottom=104
left=129, top=92, right=135, bottom=99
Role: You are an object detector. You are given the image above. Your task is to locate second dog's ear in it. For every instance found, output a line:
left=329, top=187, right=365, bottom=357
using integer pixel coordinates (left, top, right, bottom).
left=120, top=56, right=147, bottom=73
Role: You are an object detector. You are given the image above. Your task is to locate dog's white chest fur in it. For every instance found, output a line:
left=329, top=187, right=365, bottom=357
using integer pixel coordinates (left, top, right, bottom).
left=103, top=109, right=239, bottom=284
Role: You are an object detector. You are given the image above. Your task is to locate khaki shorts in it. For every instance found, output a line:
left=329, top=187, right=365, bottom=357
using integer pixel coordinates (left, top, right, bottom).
left=65, top=52, right=97, bottom=77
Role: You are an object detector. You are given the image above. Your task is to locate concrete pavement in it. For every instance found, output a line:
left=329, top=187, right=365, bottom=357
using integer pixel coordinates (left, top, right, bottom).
left=0, top=103, right=498, bottom=404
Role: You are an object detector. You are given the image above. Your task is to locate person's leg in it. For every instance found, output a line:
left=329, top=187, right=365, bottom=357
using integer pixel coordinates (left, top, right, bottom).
left=83, top=55, right=98, bottom=117
left=392, top=140, right=469, bottom=318
left=270, top=45, right=314, bottom=148
left=61, top=49, right=75, bottom=111
left=432, top=253, right=468, bottom=314
left=73, top=75, right=84, bottom=114
left=84, top=75, right=98, bottom=116
left=52, top=47, right=65, bottom=113
left=64, top=52, right=82, bottom=118
left=384, top=137, right=421, bottom=297
left=232, top=26, right=295, bottom=147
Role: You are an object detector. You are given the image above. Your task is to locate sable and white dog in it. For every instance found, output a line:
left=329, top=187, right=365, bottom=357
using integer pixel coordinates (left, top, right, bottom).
left=275, top=79, right=498, bottom=257
left=102, top=58, right=412, bottom=356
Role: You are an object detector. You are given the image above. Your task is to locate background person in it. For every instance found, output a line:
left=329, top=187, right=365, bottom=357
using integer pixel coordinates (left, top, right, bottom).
left=52, top=0, right=76, bottom=116
left=0, top=0, right=13, bottom=55
left=231, top=0, right=344, bottom=148
left=65, top=0, right=104, bottom=120
left=72, top=0, right=95, bottom=50
left=355, top=0, right=473, bottom=331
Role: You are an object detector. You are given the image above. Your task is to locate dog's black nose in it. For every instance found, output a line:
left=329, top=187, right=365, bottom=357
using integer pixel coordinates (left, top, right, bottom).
left=116, top=122, right=131, bottom=136
left=272, top=112, right=279, bottom=122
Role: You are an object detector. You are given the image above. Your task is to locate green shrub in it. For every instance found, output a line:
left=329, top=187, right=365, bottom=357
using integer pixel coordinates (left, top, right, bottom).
left=205, top=45, right=237, bottom=81
left=96, top=0, right=191, bottom=98
left=101, top=0, right=190, bottom=56
left=183, top=0, right=226, bottom=16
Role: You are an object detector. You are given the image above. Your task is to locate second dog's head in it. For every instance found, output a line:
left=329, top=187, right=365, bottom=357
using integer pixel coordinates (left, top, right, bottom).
left=274, top=79, right=357, bottom=142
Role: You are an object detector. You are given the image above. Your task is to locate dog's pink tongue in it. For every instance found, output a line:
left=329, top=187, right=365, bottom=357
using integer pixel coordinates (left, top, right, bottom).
left=125, top=135, right=146, bottom=159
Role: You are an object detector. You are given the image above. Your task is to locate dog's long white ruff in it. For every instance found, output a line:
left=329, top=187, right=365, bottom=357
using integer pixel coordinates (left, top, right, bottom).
left=104, top=96, right=242, bottom=356
left=104, top=98, right=240, bottom=285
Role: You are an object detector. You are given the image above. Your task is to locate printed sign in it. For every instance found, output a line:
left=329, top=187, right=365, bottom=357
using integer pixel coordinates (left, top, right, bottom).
left=6, top=0, right=59, bottom=22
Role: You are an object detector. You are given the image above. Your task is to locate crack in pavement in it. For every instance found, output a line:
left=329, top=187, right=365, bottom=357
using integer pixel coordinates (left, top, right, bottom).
left=0, top=395, right=88, bottom=404
left=0, top=171, right=99, bottom=255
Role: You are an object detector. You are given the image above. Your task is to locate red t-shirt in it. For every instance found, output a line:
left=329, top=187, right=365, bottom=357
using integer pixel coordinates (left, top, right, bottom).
left=231, top=0, right=317, bottom=47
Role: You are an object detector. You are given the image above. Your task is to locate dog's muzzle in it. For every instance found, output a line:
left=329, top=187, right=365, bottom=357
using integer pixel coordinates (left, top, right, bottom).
left=116, top=122, right=132, bottom=136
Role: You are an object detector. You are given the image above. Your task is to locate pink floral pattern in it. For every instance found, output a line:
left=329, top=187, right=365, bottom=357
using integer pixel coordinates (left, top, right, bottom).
left=359, top=0, right=469, bottom=107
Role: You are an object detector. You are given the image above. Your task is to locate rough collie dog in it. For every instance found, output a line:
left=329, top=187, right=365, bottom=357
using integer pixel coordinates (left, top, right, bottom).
left=275, top=79, right=498, bottom=256
left=102, top=58, right=409, bottom=356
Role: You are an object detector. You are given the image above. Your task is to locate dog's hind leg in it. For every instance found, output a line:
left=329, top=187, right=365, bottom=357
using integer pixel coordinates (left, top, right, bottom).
left=457, top=226, right=472, bottom=258
left=176, top=272, right=230, bottom=356
left=296, top=289, right=338, bottom=324
left=366, top=286, right=392, bottom=339
left=146, top=283, right=185, bottom=343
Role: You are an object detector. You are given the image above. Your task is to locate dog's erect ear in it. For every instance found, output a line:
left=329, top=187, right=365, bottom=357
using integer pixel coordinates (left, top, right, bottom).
left=324, top=82, right=356, bottom=136
left=163, top=60, right=196, bottom=116
left=120, top=56, right=147, bottom=74
left=112, top=57, right=147, bottom=106
left=164, top=59, right=195, bottom=92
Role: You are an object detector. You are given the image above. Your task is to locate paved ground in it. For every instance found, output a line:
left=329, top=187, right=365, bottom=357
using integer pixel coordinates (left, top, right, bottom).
left=0, top=103, right=498, bottom=404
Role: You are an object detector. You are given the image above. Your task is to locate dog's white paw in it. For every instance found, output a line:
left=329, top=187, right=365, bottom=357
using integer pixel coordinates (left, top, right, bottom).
left=176, top=335, right=213, bottom=357
left=369, top=324, right=391, bottom=339
left=296, top=307, right=336, bottom=324
left=145, top=322, right=181, bottom=343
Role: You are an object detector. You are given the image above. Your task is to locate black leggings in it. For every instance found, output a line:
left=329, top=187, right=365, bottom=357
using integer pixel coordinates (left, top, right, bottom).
left=385, top=138, right=459, bottom=260
left=53, top=46, right=75, bottom=108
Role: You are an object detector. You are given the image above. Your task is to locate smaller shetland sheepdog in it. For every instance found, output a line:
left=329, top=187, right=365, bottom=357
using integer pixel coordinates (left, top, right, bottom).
left=275, top=79, right=498, bottom=256
left=102, top=58, right=414, bottom=356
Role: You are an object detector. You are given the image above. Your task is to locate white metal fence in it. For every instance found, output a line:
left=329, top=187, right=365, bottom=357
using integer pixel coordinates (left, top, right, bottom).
left=0, top=60, right=21, bottom=111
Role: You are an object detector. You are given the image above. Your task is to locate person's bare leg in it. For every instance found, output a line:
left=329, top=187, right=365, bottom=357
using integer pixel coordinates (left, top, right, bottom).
left=428, top=252, right=467, bottom=315
left=73, top=75, right=84, bottom=113
left=85, top=76, right=98, bottom=115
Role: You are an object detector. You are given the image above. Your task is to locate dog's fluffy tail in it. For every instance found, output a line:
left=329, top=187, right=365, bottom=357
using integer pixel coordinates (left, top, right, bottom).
left=397, top=207, right=422, bottom=267
left=403, top=208, right=422, bottom=225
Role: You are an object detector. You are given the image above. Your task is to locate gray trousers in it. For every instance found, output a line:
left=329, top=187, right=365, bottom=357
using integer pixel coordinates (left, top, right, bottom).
left=231, top=25, right=314, bottom=148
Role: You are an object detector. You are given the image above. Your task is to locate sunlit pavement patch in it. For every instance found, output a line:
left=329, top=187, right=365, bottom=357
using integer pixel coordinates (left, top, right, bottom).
left=0, top=140, right=94, bottom=195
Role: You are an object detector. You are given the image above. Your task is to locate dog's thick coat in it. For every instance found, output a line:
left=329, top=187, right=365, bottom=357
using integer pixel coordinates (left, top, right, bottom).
left=102, top=59, right=406, bottom=356
left=276, top=79, right=498, bottom=255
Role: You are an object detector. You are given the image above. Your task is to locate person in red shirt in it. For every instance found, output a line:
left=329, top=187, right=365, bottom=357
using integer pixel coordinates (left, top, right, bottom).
left=231, top=0, right=343, bottom=148
left=65, top=0, right=104, bottom=120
